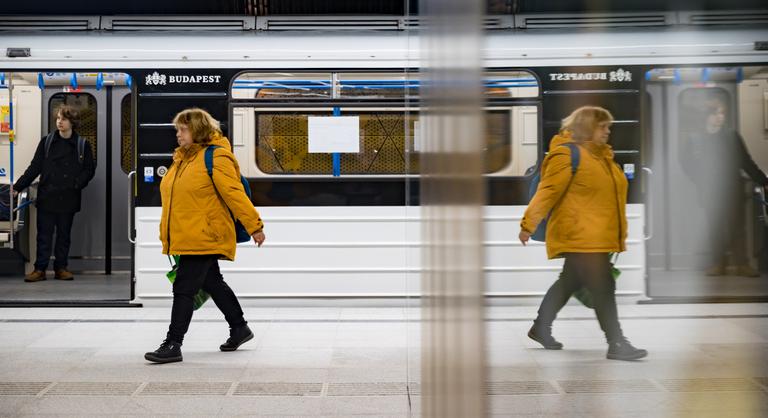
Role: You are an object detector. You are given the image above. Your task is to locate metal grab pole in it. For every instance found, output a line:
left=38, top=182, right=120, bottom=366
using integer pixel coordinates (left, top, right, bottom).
left=7, top=73, right=14, bottom=249
left=127, top=171, right=136, bottom=244
left=642, top=167, right=653, bottom=241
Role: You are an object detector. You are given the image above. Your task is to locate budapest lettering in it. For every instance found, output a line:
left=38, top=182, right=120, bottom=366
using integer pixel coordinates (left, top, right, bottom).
left=549, top=68, right=632, bottom=82
left=145, top=71, right=222, bottom=86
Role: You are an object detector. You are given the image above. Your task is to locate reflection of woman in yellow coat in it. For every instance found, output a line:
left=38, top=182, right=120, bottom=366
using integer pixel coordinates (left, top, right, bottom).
left=145, top=108, right=265, bottom=364
left=519, top=106, right=647, bottom=361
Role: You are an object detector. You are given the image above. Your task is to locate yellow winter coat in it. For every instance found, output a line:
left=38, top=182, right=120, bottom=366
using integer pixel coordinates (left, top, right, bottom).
left=521, top=131, right=628, bottom=259
left=159, top=133, right=264, bottom=261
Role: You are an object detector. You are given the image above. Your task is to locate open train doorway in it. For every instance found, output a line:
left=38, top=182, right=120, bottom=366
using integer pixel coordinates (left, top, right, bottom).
left=0, top=72, right=134, bottom=305
left=644, top=66, right=768, bottom=300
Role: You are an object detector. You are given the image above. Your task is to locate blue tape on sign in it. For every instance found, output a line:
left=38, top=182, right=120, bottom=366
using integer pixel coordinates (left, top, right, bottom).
left=37, top=73, right=44, bottom=89
left=332, top=106, right=341, bottom=177
left=736, top=67, right=744, bottom=83
left=701, top=68, right=710, bottom=82
left=0, top=73, right=5, bottom=85
left=125, top=74, right=132, bottom=88
left=673, top=69, right=681, bottom=85
left=645, top=70, right=652, bottom=81
left=70, top=73, right=78, bottom=89
left=96, top=73, right=104, bottom=91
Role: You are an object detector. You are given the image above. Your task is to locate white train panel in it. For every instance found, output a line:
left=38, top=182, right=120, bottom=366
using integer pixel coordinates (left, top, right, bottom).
left=134, top=204, right=644, bottom=303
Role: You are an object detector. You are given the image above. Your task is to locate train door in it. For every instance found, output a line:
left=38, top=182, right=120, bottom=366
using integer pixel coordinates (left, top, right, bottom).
left=39, top=84, right=132, bottom=299
left=645, top=67, right=768, bottom=300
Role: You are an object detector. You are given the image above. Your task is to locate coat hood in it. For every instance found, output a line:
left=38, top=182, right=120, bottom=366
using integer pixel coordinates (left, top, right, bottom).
left=551, top=129, right=614, bottom=159
left=173, top=132, right=230, bottom=163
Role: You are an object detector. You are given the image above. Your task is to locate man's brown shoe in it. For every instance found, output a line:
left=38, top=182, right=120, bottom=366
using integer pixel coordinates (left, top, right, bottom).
left=736, top=265, right=760, bottom=278
left=705, top=265, right=725, bottom=276
left=24, top=270, right=46, bottom=282
left=54, top=269, right=74, bottom=280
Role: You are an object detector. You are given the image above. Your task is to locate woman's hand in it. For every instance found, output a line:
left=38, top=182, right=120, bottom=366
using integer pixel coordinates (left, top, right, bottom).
left=252, top=230, right=266, bottom=247
left=519, top=229, right=531, bottom=246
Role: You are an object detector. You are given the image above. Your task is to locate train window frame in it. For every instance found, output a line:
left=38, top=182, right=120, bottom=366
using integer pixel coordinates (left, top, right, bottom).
left=231, top=72, right=333, bottom=100
left=120, top=93, right=132, bottom=174
left=48, top=92, right=98, bottom=163
left=229, top=68, right=543, bottom=178
left=242, top=105, right=526, bottom=177
left=231, top=70, right=540, bottom=102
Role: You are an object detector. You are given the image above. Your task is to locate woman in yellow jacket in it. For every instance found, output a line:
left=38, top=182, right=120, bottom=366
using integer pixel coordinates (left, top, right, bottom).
left=145, top=108, right=266, bottom=364
left=519, top=106, right=647, bottom=361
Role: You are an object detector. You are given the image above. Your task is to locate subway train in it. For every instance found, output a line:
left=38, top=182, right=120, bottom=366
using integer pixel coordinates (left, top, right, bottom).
left=0, top=18, right=767, bottom=305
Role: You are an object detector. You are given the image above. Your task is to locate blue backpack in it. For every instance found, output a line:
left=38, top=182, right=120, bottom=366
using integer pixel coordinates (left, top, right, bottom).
left=527, top=143, right=580, bottom=242
left=204, top=145, right=253, bottom=244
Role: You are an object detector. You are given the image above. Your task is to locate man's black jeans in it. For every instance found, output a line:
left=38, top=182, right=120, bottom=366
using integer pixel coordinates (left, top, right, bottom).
left=35, top=208, right=75, bottom=271
left=168, top=254, right=247, bottom=344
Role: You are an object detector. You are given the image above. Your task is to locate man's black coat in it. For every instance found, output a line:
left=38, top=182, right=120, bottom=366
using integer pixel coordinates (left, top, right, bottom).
left=14, top=131, right=95, bottom=213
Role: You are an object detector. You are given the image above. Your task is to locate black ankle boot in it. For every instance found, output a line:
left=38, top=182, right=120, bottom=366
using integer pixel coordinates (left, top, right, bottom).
left=145, top=339, right=183, bottom=364
left=528, top=322, right=563, bottom=350
left=220, top=324, right=254, bottom=352
left=607, top=338, right=648, bottom=361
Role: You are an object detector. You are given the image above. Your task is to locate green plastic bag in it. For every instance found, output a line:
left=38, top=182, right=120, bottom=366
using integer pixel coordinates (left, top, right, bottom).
left=572, top=253, right=621, bottom=309
left=166, top=255, right=210, bottom=310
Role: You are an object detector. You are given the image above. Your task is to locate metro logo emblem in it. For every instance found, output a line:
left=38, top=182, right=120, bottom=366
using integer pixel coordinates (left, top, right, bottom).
left=609, top=68, right=632, bottom=82
left=145, top=72, right=167, bottom=86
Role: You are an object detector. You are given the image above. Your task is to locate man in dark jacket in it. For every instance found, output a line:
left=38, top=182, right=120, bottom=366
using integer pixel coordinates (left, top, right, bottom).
left=681, top=97, right=768, bottom=277
left=12, top=105, right=95, bottom=282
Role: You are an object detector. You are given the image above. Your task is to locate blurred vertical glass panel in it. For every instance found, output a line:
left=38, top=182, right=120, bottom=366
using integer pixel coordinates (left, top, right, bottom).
left=419, top=0, right=487, bottom=417
left=645, top=65, right=768, bottom=299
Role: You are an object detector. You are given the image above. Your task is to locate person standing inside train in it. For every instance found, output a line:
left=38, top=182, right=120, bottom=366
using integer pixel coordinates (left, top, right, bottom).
left=680, top=96, right=768, bottom=277
left=519, top=106, right=647, bottom=361
left=12, top=105, right=95, bottom=283
left=144, top=108, right=265, bottom=364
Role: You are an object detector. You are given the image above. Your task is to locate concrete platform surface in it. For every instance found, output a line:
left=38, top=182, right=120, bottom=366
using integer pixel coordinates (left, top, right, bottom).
left=0, top=303, right=766, bottom=417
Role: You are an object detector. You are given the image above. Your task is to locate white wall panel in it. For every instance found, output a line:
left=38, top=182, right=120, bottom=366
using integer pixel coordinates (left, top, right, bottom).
left=133, top=204, right=645, bottom=303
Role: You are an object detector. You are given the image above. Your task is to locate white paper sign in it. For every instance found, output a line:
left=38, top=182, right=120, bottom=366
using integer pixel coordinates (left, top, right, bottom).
left=413, top=120, right=422, bottom=152
left=308, top=116, right=360, bottom=153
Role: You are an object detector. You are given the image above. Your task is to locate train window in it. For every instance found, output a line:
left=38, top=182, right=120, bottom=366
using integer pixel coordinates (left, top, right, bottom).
left=231, top=72, right=332, bottom=100
left=337, top=72, right=417, bottom=99
left=484, top=71, right=539, bottom=98
left=49, top=93, right=97, bottom=162
left=120, top=94, right=132, bottom=174
left=250, top=108, right=526, bottom=175
left=233, top=70, right=539, bottom=100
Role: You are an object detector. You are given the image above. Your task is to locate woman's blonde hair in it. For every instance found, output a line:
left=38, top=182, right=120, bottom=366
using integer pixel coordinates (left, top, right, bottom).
left=560, top=106, right=614, bottom=142
left=172, top=108, right=221, bottom=144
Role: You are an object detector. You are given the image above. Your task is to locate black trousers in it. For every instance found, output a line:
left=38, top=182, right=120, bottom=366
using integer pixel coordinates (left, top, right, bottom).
left=168, top=254, right=247, bottom=344
left=35, top=208, right=75, bottom=271
left=704, top=194, right=747, bottom=266
left=535, top=252, right=623, bottom=343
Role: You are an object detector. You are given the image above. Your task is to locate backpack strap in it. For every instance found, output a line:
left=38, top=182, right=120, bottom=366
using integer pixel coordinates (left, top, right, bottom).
left=43, top=132, right=55, bottom=158
left=44, top=133, right=87, bottom=166
left=561, top=142, right=580, bottom=175
left=204, top=145, right=221, bottom=178
left=76, top=136, right=86, bottom=165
